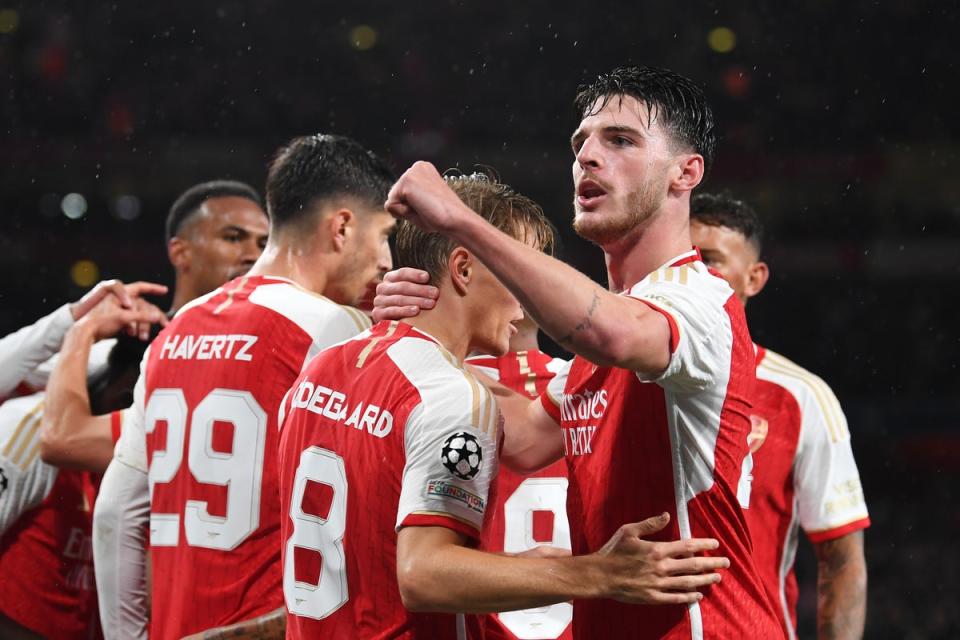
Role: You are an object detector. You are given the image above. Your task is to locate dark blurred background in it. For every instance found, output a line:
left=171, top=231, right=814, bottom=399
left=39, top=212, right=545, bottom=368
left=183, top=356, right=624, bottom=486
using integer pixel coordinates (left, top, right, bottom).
left=1, top=1, right=957, bottom=637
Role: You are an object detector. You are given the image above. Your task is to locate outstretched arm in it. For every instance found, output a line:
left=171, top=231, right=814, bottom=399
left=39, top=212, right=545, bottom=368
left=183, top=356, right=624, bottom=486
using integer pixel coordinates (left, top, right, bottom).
left=396, top=513, right=726, bottom=613
left=815, top=531, right=867, bottom=640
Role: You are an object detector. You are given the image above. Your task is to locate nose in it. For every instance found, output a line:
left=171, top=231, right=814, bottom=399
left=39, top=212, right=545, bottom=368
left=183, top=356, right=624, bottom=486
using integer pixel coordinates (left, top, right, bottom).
left=242, top=238, right=263, bottom=264
left=378, top=241, right=393, bottom=272
left=575, top=134, right=602, bottom=171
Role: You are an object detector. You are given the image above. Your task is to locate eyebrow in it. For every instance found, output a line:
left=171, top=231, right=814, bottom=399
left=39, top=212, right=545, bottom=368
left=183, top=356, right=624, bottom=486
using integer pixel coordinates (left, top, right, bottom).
left=221, top=224, right=268, bottom=237
left=570, top=124, right=646, bottom=147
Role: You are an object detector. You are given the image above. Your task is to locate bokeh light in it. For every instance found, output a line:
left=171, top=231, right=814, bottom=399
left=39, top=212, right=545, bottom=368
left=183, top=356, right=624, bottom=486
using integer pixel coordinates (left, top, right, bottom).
left=61, top=193, right=88, bottom=219
left=708, top=27, right=736, bottom=53
left=70, top=260, right=99, bottom=287
left=0, top=9, right=19, bottom=34
left=349, top=25, right=378, bottom=51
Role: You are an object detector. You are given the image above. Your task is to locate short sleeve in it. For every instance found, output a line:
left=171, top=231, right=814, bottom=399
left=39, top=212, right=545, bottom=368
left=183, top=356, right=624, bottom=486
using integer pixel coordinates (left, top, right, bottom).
left=539, top=357, right=572, bottom=423
left=626, top=263, right=734, bottom=394
left=793, top=381, right=870, bottom=542
left=393, top=344, right=500, bottom=541
left=114, top=351, right=149, bottom=473
left=0, top=396, right=58, bottom=535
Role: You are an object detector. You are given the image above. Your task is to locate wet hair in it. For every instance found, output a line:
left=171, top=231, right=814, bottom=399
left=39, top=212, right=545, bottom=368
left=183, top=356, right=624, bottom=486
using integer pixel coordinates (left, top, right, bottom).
left=166, top=180, right=263, bottom=243
left=395, top=171, right=555, bottom=283
left=87, top=326, right=159, bottom=415
left=574, top=66, right=717, bottom=177
left=691, top=191, right=764, bottom=255
left=265, top=134, right=394, bottom=230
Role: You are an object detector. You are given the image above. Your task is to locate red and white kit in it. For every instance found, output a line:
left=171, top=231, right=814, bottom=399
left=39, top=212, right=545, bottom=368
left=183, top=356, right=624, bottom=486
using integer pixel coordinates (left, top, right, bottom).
left=746, top=346, right=870, bottom=639
left=469, top=350, right=573, bottom=640
left=279, top=321, right=500, bottom=640
left=0, top=393, right=115, bottom=639
left=541, top=250, right=782, bottom=640
left=112, top=275, right=370, bottom=640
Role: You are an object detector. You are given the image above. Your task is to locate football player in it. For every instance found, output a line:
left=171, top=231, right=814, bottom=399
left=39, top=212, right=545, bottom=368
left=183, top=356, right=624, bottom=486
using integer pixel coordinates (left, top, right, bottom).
left=94, top=134, right=394, bottom=640
left=279, top=173, right=728, bottom=640
left=377, top=66, right=784, bottom=638
left=690, top=191, right=869, bottom=640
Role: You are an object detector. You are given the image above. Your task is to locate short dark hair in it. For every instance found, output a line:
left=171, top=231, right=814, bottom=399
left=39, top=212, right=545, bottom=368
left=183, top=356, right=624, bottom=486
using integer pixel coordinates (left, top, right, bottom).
left=574, top=66, right=717, bottom=177
left=265, top=134, right=394, bottom=230
left=691, top=191, right=763, bottom=255
left=395, top=172, right=555, bottom=283
left=166, top=180, right=262, bottom=243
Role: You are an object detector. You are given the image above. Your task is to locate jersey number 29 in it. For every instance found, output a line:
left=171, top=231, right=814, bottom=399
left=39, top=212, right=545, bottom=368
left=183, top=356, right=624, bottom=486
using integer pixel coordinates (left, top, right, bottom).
left=145, top=388, right=267, bottom=551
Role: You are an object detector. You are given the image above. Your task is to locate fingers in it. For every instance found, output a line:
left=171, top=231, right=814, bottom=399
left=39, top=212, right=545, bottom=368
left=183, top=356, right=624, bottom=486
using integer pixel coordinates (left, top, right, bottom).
left=124, top=281, right=169, bottom=298
left=371, top=305, right=421, bottom=323
left=657, top=572, right=723, bottom=591
left=661, top=555, right=730, bottom=576
left=656, top=537, right=721, bottom=558
left=381, top=268, right=433, bottom=286
left=637, top=590, right=704, bottom=605
left=622, top=512, right=670, bottom=538
left=373, top=294, right=436, bottom=311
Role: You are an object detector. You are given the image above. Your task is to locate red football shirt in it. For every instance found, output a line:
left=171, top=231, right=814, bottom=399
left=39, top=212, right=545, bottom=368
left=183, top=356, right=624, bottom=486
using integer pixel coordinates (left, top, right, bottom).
left=279, top=321, right=500, bottom=640
left=746, top=345, right=870, bottom=639
left=469, top=350, right=573, bottom=640
left=540, top=250, right=783, bottom=640
left=0, top=393, right=101, bottom=640
left=118, top=275, right=369, bottom=640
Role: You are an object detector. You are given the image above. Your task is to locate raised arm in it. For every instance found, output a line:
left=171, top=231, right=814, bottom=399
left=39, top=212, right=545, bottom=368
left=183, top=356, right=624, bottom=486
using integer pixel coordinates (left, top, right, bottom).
left=397, top=513, right=726, bottom=613
left=41, top=283, right=166, bottom=472
left=384, top=162, right=672, bottom=374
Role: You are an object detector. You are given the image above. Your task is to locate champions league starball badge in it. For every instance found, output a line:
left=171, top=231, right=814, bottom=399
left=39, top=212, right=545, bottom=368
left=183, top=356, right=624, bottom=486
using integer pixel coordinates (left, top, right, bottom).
left=440, top=431, right=483, bottom=480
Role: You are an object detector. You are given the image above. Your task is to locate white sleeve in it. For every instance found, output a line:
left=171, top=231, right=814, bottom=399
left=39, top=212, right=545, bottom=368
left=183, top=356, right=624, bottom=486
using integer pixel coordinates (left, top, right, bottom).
left=792, top=379, right=870, bottom=541
left=0, top=396, right=57, bottom=535
left=627, top=264, right=734, bottom=394
left=391, top=341, right=500, bottom=537
left=397, top=399, right=500, bottom=537
left=113, top=351, right=149, bottom=473
left=93, top=458, right=150, bottom=640
left=539, top=357, right=571, bottom=421
left=0, top=305, right=74, bottom=396
left=24, top=337, right=116, bottom=392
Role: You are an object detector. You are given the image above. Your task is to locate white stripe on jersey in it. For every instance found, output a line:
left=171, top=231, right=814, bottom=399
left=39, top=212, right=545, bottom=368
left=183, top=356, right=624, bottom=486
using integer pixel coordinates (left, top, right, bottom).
left=248, top=282, right=371, bottom=369
left=778, top=503, right=801, bottom=640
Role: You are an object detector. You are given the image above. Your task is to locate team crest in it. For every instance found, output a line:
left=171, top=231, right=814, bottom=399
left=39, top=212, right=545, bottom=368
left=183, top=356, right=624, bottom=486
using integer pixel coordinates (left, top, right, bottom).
left=440, top=431, right=483, bottom=480
left=748, top=415, right=769, bottom=453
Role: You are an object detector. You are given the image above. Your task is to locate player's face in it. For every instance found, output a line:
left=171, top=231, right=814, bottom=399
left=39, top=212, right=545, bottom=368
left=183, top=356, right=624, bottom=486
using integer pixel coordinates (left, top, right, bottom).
left=570, top=95, right=675, bottom=247
left=690, top=221, right=755, bottom=303
left=469, top=261, right=524, bottom=356
left=331, top=209, right=395, bottom=307
left=182, top=196, right=269, bottom=295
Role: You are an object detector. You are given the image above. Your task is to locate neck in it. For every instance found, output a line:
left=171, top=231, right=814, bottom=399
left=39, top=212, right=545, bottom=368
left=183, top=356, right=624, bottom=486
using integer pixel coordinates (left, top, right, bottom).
left=246, top=239, right=331, bottom=296
left=406, top=298, right=472, bottom=362
left=169, top=277, right=197, bottom=315
left=602, top=205, right=692, bottom=292
left=509, top=327, right=540, bottom=352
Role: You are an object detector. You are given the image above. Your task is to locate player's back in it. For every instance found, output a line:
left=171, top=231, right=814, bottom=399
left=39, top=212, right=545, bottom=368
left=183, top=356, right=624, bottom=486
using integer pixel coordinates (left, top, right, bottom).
left=280, top=321, right=499, bottom=640
left=143, top=275, right=369, bottom=640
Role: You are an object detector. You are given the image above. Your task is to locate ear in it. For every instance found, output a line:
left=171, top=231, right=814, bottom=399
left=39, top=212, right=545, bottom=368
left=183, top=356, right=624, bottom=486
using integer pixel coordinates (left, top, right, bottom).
left=328, top=209, right=355, bottom=253
left=168, top=238, right=190, bottom=271
left=671, top=153, right=705, bottom=193
left=744, top=261, right=769, bottom=300
left=448, top=247, right=473, bottom=296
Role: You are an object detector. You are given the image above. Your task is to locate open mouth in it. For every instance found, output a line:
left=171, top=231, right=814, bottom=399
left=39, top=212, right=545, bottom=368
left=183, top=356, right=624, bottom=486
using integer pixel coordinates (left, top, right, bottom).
left=576, top=179, right=608, bottom=208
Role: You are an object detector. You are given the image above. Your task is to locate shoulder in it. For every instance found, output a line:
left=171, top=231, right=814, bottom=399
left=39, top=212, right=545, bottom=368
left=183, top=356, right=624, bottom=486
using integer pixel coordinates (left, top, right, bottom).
left=757, top=348, right=848, bottom=439
left=389, top=339, right=497, bottom=434
left=0, top=393, right=45, bottom=468
left=249, top=280, right=370, bottom=336
left=630, top=260, right=733, bottom=305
